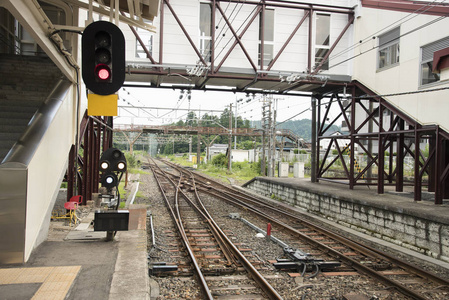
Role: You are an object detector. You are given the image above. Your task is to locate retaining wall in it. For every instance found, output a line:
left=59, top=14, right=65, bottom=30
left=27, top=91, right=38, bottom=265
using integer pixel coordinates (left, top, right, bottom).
left=244, top=178, right=449, bottom=263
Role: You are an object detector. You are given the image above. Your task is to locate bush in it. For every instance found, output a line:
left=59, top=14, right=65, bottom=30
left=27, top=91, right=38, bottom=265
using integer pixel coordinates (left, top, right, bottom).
left=124, top=152, right=140, bottom=168
left=211, top=153, right=228, bottom=168
left=233, top=161, right=245, bottom=170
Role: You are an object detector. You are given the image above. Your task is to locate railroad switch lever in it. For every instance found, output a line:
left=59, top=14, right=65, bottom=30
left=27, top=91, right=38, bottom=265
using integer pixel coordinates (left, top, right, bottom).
left=148, top=262, right=178, bottom=275
left=284, top=246, right=310, bottom=261
left=273, top=247, right=341, bottom=275
left=99, top=193, right=117, bottom=209
left=234, top=216, right=341, bottom=276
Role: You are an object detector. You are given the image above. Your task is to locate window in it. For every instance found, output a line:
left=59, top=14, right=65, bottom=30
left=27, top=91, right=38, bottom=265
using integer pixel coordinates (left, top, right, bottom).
left=378, top=27, right=400, bottom=70
left=258, top=9, right=274, bottom=67
left=420, top=37, right=449, bottom=86
left=315, top=14, right=330, bottom=71
left=199, top=2, right=212, bottom=62
left=135, top=27, right=153, bottom=59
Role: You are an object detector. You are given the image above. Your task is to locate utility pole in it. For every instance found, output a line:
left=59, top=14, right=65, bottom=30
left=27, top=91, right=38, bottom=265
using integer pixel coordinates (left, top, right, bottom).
left=268, top=98, right=273, bottom=177
left=189, top=135, right=192, bottom=158
left=197, top=112, right=201, bottom=166
left=261, top=96, right=272, bottom=176
left=197, top=133, right=201, bottom=166
left=234, top=97, right=237, bottom=149
left=271, top=97, right=277, bottom=177
left=228, top=103, right=232, bottom=172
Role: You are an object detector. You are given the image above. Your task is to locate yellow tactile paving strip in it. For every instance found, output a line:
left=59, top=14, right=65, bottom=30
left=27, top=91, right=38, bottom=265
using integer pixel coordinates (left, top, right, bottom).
left=0, top=266, right=81, bottom=300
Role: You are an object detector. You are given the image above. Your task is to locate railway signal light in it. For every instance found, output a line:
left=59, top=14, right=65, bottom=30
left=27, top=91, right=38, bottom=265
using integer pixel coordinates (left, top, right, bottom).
left=100, top=172, right=118, bottom=189
left=96, top=148, right=129, bottom=238
left=99, top=148, right=127, bottom=173
left=82, top=21, right=125, bottom=95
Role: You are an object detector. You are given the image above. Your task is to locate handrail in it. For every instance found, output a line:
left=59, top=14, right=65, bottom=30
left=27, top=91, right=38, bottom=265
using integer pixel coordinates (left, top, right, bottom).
left=0, top=29, right=21, bottom=55
left=1, top=78, right=71, bottom=167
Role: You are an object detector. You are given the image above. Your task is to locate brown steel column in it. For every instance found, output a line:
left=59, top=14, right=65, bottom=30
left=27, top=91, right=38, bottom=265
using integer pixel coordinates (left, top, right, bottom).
left=428, top=134, right=436, bottom=192
left=88, top=118, right=95, bottom=203
left=388, top=112, right=394, bottom=184
left=307, top=6, right=313, bottom=74
left=311, top=95, right=317, bottom=182
left=94, top=120, right=102, bottom=194
left=396, top=119, right=404, bottom=192
left=434, top=127, right=442, bottom=204
left=377, top=104, right=384, bottom=194
left=414, top=125, right=422, bottom=201
left=443, top=140, right=449, bottom=199
left=349, top=93, right=355, bottom=189
left=211, top=0, right=216, bottom=71
left=159, top=1, right=165, bottom=66
left=67, top=145, right=75, bottom=201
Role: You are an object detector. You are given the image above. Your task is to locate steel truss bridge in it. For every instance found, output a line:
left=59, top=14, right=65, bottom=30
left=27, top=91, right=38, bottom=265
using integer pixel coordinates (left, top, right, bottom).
left=66, top=0, right=449, bottom=205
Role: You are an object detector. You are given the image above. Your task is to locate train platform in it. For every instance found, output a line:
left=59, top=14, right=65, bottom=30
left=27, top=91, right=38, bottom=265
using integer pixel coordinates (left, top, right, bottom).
left=0, top=204, right=152, bottom=300
left=2, top=176, right=449, bottom=300
left=242, top=176, right=449, bottom=268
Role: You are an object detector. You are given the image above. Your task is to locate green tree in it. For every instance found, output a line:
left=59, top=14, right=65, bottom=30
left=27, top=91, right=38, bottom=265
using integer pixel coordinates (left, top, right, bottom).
left=185, top=111, right=198, bottom=126
left=211, top=153, right=228, bottom=168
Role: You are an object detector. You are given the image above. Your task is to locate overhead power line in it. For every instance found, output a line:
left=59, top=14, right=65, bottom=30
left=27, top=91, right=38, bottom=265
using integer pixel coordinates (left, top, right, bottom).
left=329, top=13, right=448, bottom=71
left=329, top=0, right=448, bottom=63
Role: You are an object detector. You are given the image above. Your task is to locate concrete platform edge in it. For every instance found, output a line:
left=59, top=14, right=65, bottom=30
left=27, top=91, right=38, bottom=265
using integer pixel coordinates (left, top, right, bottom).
left=233, top=184, right=449, bottom=271
left=109, top=229, right=150, bottom=300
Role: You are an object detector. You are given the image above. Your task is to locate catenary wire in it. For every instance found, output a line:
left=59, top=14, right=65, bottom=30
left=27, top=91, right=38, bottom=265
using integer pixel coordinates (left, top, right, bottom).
left=329, top=0, right=447, bottom=62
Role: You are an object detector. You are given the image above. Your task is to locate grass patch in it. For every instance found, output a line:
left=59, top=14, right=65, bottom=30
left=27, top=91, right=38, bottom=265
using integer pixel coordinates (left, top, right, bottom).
left=135, top=190, right=144, bottom=199
left=128, top=168, right=151, bottom=175
left=164, top=155, right=259, bottom=184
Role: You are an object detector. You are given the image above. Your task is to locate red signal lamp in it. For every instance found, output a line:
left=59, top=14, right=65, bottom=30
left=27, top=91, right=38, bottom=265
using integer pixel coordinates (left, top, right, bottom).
left=95, top=64, right=111, bottom=81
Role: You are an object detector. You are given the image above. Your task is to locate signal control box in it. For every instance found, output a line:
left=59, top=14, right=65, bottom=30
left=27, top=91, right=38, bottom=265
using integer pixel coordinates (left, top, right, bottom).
left=94, top=210, right=129, bottom=231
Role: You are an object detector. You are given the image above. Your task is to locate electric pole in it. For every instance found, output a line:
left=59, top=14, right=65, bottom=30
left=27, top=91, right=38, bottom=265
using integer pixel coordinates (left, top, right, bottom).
left=228, top=103, right=232, bottom=172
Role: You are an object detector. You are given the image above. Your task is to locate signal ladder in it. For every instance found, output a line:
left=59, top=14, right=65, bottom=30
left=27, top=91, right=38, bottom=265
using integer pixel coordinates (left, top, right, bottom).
left=343, top=144, right=364, bottom=179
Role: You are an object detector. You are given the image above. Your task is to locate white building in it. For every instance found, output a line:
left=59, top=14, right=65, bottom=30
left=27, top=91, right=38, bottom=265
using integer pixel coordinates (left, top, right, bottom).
left=352, top=1, right=449, bottom=132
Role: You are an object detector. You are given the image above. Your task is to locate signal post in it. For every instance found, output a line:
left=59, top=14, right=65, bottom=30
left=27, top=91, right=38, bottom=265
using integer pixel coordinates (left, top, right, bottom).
left=82, top=21, right=127, bottom=240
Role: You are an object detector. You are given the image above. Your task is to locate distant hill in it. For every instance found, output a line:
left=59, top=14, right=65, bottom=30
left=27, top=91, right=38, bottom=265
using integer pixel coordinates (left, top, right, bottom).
left=251, top=119, right=340, bottom=142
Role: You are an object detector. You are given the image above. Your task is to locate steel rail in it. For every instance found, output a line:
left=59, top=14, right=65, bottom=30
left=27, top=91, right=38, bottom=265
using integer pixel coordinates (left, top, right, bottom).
left=200, top=188, right=431, bottom=300
left=179, top=166, right=284, bottom=300
left=200, top=183, right=449, bottom=288
left=152, top=168, right=237, bottom=266
left=161, top=160, right=449, bottom=300
left=148, top=160, right=214, bottom=299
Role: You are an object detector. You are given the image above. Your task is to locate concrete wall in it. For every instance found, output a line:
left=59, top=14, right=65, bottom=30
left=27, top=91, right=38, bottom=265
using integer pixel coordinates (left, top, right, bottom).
left=245, top=178, right=449, bottom=262
left=24, top=87, right=75, bottom=261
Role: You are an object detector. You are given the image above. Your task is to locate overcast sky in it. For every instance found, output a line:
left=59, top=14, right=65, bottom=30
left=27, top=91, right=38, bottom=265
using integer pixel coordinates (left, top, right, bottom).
left=113, top=86, right=342, bottom=127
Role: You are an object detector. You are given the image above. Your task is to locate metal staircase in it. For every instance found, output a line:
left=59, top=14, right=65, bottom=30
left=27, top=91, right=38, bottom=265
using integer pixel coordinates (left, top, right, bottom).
left=0, top=54, right=63, bottom=162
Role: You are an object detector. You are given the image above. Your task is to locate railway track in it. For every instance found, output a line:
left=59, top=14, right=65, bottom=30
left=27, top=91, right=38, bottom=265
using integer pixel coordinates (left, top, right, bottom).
left=148, top=158, right=283, bottom=299
left=157, top=159, right=449, bottom=300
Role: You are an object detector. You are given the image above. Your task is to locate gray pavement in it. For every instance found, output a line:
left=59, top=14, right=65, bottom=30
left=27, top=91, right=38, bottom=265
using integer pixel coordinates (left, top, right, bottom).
left=0, top=204, right=150, bottom=300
